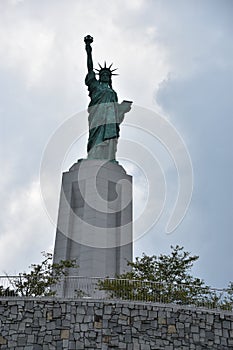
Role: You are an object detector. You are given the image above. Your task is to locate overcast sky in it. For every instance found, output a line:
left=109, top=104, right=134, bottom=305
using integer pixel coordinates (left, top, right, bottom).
left=0, top=0, right=232, bottom=288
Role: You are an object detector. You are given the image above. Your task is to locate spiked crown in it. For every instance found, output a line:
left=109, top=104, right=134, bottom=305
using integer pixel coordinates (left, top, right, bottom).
left=94, top=62, right=118, bottom=76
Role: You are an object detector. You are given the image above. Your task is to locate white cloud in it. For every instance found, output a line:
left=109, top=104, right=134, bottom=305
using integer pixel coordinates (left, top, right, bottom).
left=0, top=179, right=54, bottom=274
left=0, top=14, right=54, bottom=86
left=0, top=0, right=170, bottom=107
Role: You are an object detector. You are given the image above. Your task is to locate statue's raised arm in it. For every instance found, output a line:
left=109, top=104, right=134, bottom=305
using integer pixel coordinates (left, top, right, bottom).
left=84, top=35, right=94, bottom=72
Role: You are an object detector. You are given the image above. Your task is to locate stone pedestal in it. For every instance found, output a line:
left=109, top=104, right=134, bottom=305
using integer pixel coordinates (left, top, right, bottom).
left=53, top=160, right=132, bottom=297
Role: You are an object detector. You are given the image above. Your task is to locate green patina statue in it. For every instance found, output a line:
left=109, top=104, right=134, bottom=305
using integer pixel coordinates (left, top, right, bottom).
left=84, top=35, right=132, bottom=160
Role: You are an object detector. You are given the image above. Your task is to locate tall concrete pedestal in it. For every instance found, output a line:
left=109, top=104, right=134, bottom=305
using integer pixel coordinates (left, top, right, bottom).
left=53, top=160, right=132, bottom=297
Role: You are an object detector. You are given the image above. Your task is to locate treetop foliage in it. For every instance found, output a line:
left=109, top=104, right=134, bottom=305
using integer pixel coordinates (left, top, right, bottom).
left=1, top=252, right=77, bottom=297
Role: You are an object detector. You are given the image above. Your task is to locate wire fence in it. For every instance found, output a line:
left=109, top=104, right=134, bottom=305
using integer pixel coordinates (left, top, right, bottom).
left=0, top=276, right=232, bottom=311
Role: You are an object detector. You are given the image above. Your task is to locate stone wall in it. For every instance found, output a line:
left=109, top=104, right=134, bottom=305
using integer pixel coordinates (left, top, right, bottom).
left=0, top=298, right=232, bottom=349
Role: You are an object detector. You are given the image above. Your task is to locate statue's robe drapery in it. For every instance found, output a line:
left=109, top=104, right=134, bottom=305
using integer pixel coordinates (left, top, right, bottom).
left=85, top=71, right=124, bottom=155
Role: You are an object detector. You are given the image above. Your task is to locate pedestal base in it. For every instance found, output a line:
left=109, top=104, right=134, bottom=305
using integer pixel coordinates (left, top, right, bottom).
left=53, top=160, right=132, bottom=296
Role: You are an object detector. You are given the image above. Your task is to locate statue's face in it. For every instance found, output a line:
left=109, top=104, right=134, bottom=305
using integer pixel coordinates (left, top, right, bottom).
left=100, top=71, right=111, bottom=83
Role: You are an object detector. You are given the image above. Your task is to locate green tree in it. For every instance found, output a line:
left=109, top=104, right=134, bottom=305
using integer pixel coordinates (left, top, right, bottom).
left=98, top=245, right=212, bottom=305
left=225, top=282, right=233, bottom=308
left=4, top=252, right=77, bottom=297
left=207, top=282, right=233, bottom=310
left=0, top=285, right=17, bottom=297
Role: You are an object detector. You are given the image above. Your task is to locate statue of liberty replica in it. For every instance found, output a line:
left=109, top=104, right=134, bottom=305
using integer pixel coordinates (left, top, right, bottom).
left=53, top=35, right=133, bottom=296
left=84, top=35, right=132, bottom=160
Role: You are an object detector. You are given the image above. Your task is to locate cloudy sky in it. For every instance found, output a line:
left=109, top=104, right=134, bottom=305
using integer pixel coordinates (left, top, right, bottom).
left=0, top=0, right=232, bottom=288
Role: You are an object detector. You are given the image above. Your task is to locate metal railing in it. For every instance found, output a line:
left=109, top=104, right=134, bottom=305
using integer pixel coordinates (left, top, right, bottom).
left=0, top=275, right=232, bottom=311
